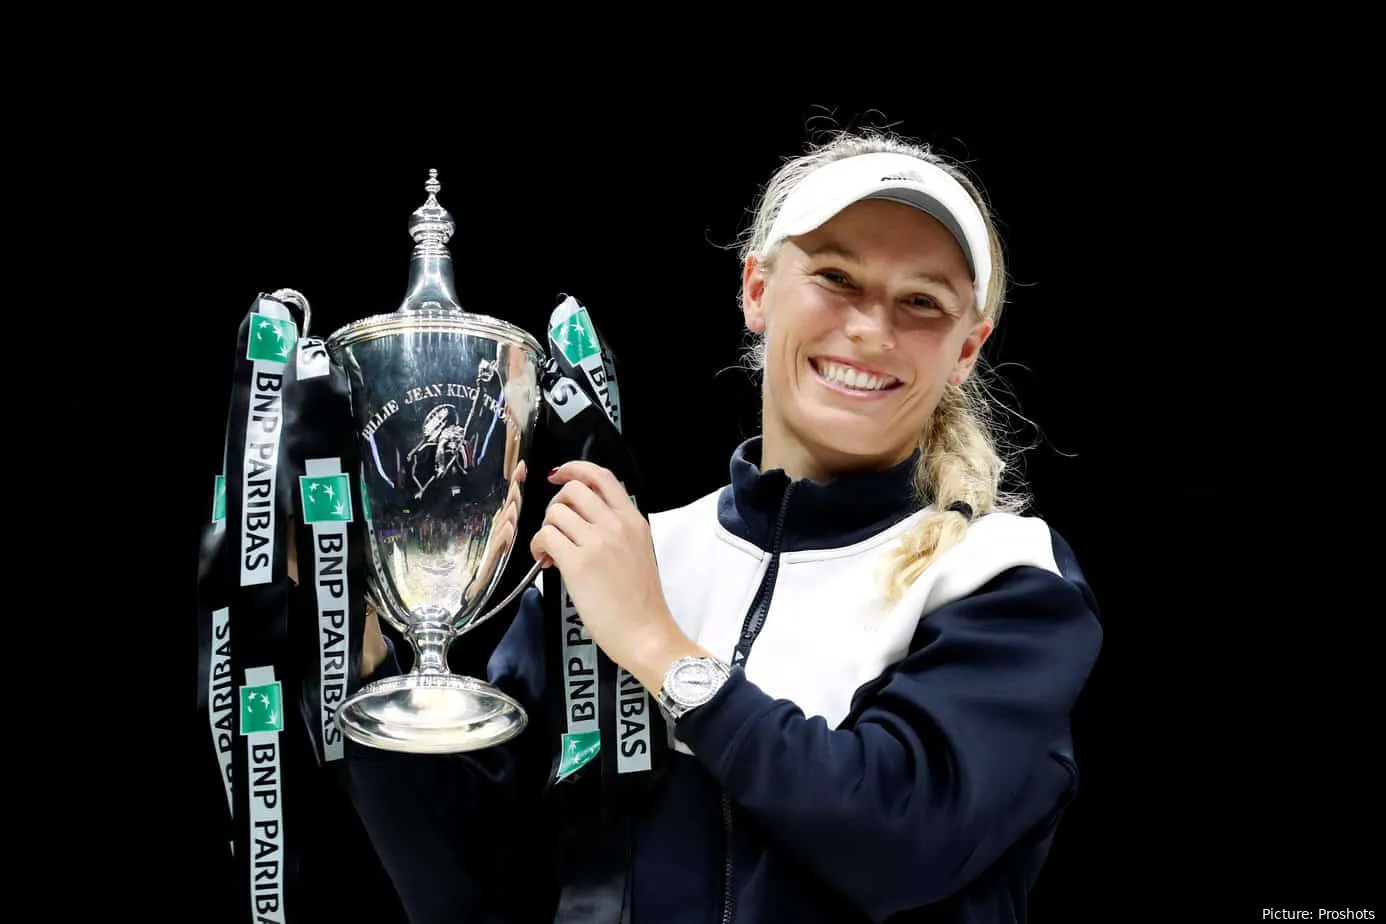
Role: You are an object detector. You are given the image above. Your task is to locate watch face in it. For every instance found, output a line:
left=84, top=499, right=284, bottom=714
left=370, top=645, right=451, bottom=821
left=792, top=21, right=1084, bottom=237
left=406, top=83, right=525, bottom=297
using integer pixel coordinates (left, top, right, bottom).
left=670, top=660, right=720, bottom=706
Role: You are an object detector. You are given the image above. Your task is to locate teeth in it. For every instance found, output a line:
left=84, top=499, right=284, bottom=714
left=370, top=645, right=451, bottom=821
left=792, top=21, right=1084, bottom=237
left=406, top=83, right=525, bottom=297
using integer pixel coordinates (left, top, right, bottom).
left=815, top=361, right=896, bottom=391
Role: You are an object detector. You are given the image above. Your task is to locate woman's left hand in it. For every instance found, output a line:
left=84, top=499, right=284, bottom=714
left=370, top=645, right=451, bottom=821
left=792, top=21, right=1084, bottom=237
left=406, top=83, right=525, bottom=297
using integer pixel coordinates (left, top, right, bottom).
left=530, top=461, right=703, bottom=689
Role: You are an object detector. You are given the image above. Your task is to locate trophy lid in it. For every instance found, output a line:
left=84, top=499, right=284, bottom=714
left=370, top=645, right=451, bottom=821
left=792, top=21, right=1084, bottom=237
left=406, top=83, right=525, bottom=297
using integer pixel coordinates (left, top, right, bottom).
left=325, top=169, right=543, bottom=357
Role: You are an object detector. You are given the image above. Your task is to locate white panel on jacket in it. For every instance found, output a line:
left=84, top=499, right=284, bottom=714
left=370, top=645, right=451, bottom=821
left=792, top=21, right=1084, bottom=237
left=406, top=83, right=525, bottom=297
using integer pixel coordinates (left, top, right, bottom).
left=649, top=491, right=1061, bottom=750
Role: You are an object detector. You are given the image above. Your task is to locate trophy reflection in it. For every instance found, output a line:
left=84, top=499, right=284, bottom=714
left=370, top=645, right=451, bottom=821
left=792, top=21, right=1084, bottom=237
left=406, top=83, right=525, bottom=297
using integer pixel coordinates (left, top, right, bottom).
left=327, top=170, right=543, bottom=754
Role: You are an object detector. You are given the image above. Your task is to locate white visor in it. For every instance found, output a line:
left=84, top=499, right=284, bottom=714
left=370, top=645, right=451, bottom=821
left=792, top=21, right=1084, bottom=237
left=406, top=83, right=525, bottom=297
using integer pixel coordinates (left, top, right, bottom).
left=762, top=152, right=992, bottom=312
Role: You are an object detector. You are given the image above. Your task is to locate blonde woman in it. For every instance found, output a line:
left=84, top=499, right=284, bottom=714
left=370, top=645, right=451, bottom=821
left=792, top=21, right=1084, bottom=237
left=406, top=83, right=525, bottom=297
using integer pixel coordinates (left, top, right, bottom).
left=348, top=127, right=1103, bottom=924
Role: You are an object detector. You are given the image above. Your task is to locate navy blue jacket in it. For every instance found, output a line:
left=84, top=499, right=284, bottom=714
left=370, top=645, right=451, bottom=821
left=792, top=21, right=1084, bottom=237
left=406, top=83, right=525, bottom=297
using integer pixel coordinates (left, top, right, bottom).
left=346, top=438, right=1103, bottom=923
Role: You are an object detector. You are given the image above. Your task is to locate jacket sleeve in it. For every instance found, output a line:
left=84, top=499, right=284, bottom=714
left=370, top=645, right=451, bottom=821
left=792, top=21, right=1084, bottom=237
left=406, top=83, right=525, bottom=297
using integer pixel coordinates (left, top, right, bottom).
left=673, top=563, right=1102, bottom=921
left=343, top=585, right=550, bottom=924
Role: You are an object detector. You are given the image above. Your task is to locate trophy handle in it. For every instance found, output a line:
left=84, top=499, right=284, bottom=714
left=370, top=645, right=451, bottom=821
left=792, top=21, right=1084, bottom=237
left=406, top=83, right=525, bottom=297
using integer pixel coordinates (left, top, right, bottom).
left=464, top=559, right=544, bottom=633
left=269, top=287, right=312, bottom=337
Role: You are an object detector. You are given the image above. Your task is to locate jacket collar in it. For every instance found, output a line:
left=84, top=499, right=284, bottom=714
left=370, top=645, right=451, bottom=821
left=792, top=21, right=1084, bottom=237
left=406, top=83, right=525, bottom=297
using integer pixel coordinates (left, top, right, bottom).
left=716, top=437, right=924, bottom=553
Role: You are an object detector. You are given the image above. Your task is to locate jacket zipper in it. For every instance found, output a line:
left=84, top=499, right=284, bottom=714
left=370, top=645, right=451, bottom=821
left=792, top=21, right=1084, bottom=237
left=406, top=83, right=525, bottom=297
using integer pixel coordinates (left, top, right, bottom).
left=721, top=482, right=796, bottom=924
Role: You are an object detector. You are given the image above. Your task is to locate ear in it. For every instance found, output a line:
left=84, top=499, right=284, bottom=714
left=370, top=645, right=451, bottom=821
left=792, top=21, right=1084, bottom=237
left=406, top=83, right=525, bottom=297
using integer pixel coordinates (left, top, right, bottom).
left=742, top=254, right=768, bottom=334
left=950, top=317, right=994, bottom=386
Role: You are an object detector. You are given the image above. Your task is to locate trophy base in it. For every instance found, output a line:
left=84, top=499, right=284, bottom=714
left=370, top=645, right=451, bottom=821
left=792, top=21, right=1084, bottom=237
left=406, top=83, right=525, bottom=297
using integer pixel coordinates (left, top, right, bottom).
left=337, top=673, right=528, bottom=754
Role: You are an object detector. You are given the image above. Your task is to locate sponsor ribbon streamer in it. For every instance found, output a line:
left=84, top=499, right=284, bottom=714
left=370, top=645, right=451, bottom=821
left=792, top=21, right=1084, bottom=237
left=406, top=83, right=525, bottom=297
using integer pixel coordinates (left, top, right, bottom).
left=196, top=290, right=368, bottom=923
left=537, top=295, right=671, bottom=922
left=539, top=294, right=668, bottom=802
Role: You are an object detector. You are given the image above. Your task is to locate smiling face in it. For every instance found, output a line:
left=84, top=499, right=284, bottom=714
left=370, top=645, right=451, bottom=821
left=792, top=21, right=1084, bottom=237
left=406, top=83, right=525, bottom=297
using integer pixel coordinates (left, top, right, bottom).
left=743, top=198, right=994, bottom=483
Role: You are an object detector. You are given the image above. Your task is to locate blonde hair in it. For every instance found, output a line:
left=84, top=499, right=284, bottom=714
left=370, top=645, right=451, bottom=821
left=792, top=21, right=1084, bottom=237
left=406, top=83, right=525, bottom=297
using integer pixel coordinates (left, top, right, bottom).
left=735, top=127, right=1030, bottom=605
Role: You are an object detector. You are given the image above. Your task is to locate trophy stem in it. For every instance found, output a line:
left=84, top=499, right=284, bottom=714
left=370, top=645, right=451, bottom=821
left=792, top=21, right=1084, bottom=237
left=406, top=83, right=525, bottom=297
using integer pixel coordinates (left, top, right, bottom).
left=408, top=624, right=452, bottom=674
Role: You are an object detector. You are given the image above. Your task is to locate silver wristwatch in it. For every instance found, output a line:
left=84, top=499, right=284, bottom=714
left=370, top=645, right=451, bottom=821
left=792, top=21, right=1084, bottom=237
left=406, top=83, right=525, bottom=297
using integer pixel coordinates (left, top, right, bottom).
left=656, top=656, right=731, bottom=720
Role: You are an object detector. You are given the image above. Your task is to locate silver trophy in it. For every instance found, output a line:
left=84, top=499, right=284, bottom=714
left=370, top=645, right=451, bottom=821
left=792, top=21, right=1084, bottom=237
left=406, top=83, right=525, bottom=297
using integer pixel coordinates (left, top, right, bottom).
left=327, top=170, right=544, bottom=754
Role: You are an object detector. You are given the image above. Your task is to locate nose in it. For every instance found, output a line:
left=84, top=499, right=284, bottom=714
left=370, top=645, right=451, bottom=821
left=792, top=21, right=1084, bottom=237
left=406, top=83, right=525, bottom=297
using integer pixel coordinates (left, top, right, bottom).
left=843, top=300, right=895, bottom=351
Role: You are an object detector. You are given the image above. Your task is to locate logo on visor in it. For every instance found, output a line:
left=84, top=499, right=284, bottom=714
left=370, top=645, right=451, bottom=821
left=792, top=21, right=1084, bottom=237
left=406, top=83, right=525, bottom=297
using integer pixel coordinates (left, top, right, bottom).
left=880, top=172, right=924, bottom=183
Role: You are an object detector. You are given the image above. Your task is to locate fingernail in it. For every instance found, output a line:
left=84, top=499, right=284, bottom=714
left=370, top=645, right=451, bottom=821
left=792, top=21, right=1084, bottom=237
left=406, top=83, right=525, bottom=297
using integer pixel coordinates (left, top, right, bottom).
left=547, top=467, right=559, bottom=478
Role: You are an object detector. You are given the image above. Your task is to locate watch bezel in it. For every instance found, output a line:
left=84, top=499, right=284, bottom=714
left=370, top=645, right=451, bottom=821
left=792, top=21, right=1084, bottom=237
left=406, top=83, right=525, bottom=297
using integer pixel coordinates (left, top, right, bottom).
left=659, top=655, right=730, bottom=717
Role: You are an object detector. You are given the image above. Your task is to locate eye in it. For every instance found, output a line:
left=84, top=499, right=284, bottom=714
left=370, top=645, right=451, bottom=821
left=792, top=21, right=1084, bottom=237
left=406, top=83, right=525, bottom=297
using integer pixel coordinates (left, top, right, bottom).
left=816, top=268, right=854, bottom=288
left=906, top=294, right=946, bottom=314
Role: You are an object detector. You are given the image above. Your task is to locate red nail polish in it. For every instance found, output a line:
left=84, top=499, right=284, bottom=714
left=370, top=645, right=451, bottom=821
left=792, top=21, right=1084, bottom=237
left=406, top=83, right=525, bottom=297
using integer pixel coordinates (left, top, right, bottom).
left=547, top=467, right=559, bottom=478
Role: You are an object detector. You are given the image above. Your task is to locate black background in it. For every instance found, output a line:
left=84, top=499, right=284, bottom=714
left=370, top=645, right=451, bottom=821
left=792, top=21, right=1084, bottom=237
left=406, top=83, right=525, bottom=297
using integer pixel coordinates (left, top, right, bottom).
left=39, top=10, right=1375, bottom=922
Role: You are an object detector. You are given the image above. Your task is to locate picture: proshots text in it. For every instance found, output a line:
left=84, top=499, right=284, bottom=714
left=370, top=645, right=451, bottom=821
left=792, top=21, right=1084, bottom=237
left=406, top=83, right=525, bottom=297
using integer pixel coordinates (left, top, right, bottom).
left=1263, top=912, right=1375, bottom=920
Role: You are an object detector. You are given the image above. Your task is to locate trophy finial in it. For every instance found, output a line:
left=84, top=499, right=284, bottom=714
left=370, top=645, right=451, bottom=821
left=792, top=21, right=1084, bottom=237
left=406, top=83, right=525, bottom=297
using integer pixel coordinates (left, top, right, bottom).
left=399, top=168, right=463, bottom=312
left=408, top=168, right=455, bottom=247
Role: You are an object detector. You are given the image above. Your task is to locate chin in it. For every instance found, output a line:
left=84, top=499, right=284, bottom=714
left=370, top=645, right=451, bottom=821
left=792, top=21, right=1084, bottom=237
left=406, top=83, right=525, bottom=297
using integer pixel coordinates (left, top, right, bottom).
left=801, top=408, right=893, bottom=450
left=806, top=430, right=912, bottom=472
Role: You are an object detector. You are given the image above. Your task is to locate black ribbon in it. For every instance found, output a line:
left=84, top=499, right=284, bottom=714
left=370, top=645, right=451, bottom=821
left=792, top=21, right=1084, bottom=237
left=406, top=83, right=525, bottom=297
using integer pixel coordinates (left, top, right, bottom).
left=197, top=293, right=301, bottom=922
left=535, top=295, right=668, bottom=924
left=281, top=332, right=369, bottom=771
left=196, top=293, right=370, bottom=923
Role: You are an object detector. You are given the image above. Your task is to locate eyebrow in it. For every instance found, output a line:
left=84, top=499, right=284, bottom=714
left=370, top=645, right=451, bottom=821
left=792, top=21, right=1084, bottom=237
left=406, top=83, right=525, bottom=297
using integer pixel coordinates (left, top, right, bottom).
left=803, top=239, right=962, bottom=297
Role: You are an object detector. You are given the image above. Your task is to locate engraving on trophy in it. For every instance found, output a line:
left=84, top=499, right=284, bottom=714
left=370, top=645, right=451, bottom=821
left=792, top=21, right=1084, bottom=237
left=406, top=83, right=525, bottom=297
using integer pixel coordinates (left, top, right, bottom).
left=407, top=404, right=476, bottom=497
left=404, top=358, right=503, bottom=499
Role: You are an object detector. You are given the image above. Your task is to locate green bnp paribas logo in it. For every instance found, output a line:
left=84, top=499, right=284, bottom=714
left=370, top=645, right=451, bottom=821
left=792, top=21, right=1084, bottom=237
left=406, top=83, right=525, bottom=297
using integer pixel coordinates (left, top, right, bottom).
left=240, top=681, right=284, bottom=735
left=212, top=475, right=226, bottom=523
left=550, top=307, right=600, bottom=366
left=300, top=474, right=353, bottom=524
left=246, top=314, right=298, bottom=364
left=556, top=730, right=600, bottom=780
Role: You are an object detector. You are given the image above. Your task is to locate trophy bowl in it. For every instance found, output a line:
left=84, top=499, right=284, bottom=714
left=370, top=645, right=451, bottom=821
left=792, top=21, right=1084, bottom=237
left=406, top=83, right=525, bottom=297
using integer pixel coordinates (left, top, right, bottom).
left=326, top=308, right=544, bottom=753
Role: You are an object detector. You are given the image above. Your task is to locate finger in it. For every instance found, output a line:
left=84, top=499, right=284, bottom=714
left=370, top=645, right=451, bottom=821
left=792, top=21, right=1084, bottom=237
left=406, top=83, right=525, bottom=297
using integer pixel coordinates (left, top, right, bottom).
left=549, top=460, right=628, bottom=508
left=530, top=523, right=574, bottom=568
left=548, top=478, right=615, bottom=527
left=543, top=500, right=592, bottom=547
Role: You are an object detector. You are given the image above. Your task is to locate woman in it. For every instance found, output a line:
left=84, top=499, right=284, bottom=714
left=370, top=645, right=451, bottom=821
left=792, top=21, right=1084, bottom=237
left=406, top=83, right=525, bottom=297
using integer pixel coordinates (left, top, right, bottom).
left=346, top=128, right=1103, bottom=924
